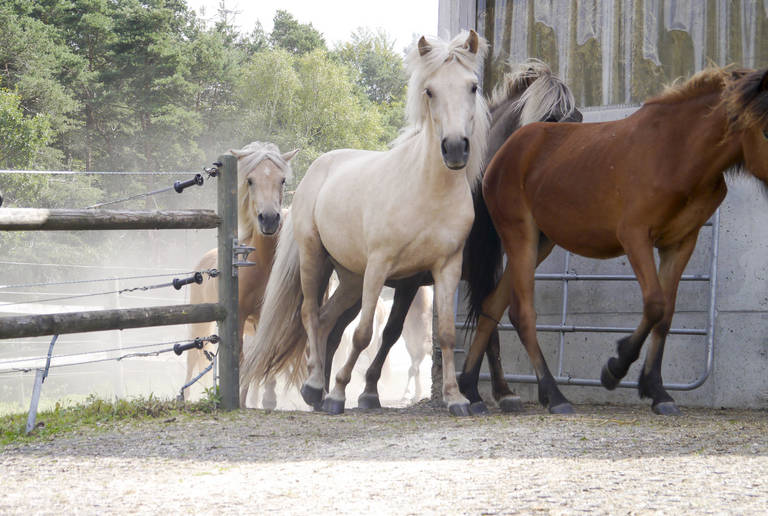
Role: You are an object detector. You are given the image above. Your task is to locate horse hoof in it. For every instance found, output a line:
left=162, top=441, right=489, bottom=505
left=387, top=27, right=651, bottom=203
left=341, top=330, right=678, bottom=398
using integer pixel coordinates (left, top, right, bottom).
left=322, top=397, right=345, bottom=415
left=549, top=402, right=575, bottom=415
left=652, top=401, right=681, bottom=416
left=469, top=401, right=489, bottom=415
left=300, top=384, right=323, bottom=406
left=600, top=361, right=620, bottom=390
left=262, top=400, right=277, bottom=411
left=448, top=402, right=471, bottom=417
left=357, top=393, right=382, bottom=410
left=498, top=396, right=524, bottom=413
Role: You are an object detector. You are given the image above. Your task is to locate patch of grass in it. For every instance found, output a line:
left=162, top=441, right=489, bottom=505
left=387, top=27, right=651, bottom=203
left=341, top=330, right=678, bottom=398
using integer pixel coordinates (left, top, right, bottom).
left=0, top=387, right=223, bottom=446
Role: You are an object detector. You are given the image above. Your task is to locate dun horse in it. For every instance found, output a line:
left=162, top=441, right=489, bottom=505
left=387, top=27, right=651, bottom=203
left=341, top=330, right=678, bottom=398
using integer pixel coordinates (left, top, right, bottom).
left=242, top=31, right=490, bottom=416
left=466, top=66, right=768, bottom=415
left=185, top=141, right=298, bottom=407
left=341, top=59, right=581, bottom=414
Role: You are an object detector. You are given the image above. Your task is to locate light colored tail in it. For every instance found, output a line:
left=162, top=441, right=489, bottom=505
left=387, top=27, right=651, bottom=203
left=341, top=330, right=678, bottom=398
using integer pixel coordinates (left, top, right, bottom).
left=240, top=210, right=307, bottom=388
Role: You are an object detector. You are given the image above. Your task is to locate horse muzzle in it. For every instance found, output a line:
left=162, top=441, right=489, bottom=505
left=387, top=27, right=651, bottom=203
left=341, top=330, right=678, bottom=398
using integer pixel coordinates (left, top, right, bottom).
left=257, top=211, right=280, bottom=235
left=441, top=137, right=470, bottom=170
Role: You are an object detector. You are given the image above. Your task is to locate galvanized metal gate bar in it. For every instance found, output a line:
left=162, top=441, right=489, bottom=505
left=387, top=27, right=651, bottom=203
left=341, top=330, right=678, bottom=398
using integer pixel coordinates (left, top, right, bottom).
left=456, top=210, right=719, bottom=391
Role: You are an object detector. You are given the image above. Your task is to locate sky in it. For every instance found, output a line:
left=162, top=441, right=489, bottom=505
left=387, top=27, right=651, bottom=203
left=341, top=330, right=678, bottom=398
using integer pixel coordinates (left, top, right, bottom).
left=186, top=0, right=440, bottom=53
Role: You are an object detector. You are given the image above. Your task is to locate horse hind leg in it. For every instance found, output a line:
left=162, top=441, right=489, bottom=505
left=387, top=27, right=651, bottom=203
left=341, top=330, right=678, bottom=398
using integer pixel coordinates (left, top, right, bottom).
left=636, top=236, right=698, bottom=415
left=486, top=328, right=523, bottom=412
left=358, top=283, right=419, bottom=409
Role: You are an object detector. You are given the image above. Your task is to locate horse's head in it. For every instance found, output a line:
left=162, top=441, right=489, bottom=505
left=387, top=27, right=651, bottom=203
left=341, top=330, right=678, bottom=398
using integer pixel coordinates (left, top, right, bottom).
left=727, top=68, right=768, bottom=187
left=229, top=142, right=299, bottom=237
left=407, top=30, right=489, bottom=173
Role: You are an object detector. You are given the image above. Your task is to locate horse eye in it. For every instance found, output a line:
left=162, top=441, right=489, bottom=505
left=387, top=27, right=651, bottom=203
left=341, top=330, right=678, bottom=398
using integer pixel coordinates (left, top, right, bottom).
left=763, top=129, right=768, bottom=140
left=281, top=178, right=286, bottom=185
left=247, top=178, right=253, bottom=186
left=425, top=88, right=433, bottom=98
left=471, top=83, right=478, bottom=94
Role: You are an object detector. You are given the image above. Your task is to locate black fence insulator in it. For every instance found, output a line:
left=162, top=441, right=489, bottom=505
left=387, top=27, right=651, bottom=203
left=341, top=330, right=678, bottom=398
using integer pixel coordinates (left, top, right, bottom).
left=173, top=338, right=204, bottom=356
left=173, top=173, right=204, bottom=193
left=172, top=272, right=203, bottom=290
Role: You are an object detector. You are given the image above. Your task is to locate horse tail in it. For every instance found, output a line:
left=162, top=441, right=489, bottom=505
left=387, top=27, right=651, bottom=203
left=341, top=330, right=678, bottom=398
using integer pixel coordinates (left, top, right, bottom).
left=463, top=185, right=503, bottom=332
left=240, top=210, right=307, bottom=389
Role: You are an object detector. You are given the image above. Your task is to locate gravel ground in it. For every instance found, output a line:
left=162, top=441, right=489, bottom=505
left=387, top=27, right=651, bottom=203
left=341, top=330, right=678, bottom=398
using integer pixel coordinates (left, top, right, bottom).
left=1, top=402, right=767, bottom=515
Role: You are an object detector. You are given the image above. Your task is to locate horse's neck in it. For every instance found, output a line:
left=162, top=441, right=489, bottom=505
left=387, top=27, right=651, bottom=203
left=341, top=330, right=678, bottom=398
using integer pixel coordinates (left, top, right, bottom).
left=243, top=230, right=277, bottom=266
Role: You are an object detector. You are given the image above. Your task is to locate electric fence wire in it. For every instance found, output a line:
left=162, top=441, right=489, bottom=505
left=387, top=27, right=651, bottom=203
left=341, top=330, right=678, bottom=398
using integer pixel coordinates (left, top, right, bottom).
left=0, top=269, right=219, bottom=308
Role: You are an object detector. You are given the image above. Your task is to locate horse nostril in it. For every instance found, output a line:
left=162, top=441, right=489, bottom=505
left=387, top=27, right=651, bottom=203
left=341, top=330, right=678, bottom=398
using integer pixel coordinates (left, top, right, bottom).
left=441, top=139, right=448, bottom=157
left=463, top=138, right=470, bottom=154
left=257, top=213, right=264, bottom=222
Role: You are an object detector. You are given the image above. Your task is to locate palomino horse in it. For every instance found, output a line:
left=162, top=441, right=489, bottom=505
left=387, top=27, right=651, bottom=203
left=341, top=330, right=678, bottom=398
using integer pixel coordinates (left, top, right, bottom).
left=467, top=66, right=768, bottom=415
left=184, top=141, right=298, bottom=407
left=242, top=31, right=490, bottom=416
left=323, top=59, right=581, bottom=414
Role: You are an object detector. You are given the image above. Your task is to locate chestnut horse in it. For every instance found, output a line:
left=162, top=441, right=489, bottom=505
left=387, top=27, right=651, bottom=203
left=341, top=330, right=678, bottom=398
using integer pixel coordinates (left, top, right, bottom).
left=184, top=141, right=298, bottom=407
left=466, top=66, right=768, bottom=415
left=242, top=31, right=490, bottom=416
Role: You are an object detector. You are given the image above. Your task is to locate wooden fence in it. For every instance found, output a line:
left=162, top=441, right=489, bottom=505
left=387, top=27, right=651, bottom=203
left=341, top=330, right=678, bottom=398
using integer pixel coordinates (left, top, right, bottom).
left=0, top=154, right=242, bottom=410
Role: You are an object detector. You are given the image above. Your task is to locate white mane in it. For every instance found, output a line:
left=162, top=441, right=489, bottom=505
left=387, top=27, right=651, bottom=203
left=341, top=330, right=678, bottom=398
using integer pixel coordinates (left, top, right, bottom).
left=393, top=31, right=491, bottom=188
left=232, top=141, right=293, bottom=241
left=491, top=58, right=577, bottom=126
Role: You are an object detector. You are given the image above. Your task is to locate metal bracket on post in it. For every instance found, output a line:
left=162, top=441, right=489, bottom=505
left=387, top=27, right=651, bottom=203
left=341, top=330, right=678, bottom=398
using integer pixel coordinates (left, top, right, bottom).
left=26, top=334, right=58, bottom=434
left=233, top=238, right=257, bottom=271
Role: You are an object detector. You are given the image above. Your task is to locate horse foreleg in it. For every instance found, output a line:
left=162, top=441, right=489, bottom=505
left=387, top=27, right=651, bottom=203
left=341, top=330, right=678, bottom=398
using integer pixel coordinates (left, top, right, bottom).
left=325, top=260, right=389, bottom=414
left=433, top=252, right=472, bottom=416
left=637, top=234, right=698, bottom=415
left=261, top=377, right=277, bottom=410
left=358, top=283, right=419, bottom=409
left=601, top=229, right=666, bottom=397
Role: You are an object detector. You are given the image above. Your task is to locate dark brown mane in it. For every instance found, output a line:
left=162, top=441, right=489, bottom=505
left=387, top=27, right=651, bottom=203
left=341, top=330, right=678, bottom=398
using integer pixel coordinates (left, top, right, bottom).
left=723, top=67, right=768, bottom=133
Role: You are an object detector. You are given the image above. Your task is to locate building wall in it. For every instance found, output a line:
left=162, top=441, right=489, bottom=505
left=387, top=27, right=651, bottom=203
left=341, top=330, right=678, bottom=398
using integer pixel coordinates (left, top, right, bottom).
left=438, top=0, right=768, bottom=409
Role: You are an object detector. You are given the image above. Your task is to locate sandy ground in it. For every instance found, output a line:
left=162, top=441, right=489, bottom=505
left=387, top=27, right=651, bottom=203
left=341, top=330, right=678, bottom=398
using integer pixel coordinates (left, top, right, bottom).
left=1, top=403, right=766, bottom=515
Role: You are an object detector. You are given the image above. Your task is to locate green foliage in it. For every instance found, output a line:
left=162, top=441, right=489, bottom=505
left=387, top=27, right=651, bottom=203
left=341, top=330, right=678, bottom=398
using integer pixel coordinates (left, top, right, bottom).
left=0, top=393, right=221, bottom=445
left=0, top=86, right=53, bottom=169
left=270, top=9, right=326, bottom=55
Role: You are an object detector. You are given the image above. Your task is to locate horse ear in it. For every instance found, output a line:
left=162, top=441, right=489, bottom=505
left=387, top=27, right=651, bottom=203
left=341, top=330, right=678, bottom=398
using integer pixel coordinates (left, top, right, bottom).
left=229, top=148, right=245, bottom=159
left=282, top=149, right=299, bottom=162
left=418, top=36, right=431, bottom=57
left=464, top=30, right=479, bottom=54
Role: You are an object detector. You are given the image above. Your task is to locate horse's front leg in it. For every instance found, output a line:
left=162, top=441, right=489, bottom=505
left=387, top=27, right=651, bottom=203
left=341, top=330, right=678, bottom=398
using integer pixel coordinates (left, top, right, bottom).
left=324, top=257, right=390, bottom=414
left=433, top=251, right=472, bottom=416
left=637, top=233, right=698, bottom=415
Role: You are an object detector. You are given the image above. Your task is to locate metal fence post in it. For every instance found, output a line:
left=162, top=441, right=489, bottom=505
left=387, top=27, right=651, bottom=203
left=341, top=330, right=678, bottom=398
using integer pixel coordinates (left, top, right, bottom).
left=217, top=154, right=240, bottom=409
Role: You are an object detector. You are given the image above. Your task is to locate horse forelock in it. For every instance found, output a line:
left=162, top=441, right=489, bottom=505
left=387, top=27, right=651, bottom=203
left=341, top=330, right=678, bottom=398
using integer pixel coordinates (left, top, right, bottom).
left=397, top=31, right=490, bottom=186
left=233, top=141, right=294, bottom=240
left=403, top=31, right=488, bottom=131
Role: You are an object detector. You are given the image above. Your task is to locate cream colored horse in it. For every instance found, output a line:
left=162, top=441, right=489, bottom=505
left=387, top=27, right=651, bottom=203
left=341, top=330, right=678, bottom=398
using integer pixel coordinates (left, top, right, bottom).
left=184, top=141, right=298, bottom=407
left=242, top=31, right=489, bottom=416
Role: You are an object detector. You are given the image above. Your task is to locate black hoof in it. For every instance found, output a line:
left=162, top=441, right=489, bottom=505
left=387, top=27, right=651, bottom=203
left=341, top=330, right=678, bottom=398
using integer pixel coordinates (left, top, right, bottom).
left=469, top=401, right=489, bottom=415
left=357, top=393, right=382, bottom=410
left=448, top=402, right=471, bottom=417
left=652, top=401, right=681, bottom=416
left=498, top=396, right=524, bottom=413
left=600, top=361, right=620, bottom=390
left=300, top=384, right=323, bottom=406
left=322, top=397, right=345, bottom=415
left=549, top=402, right=575, bottom=415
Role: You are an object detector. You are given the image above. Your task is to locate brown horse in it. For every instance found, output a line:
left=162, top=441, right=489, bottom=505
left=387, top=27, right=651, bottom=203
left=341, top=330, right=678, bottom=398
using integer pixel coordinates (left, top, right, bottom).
left=466, top=66, right=768, bottom=415
left=185, top=141, right=298, bottom=406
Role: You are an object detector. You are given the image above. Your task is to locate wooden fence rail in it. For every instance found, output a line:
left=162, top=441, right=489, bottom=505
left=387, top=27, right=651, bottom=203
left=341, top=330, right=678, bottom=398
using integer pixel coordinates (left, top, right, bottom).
left=0, top=209, right=219, bottom=231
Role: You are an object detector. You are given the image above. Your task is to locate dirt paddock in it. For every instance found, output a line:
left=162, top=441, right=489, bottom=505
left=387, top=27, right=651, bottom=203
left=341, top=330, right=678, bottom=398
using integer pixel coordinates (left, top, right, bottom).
left=1, top=402, right=766, bottom=514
